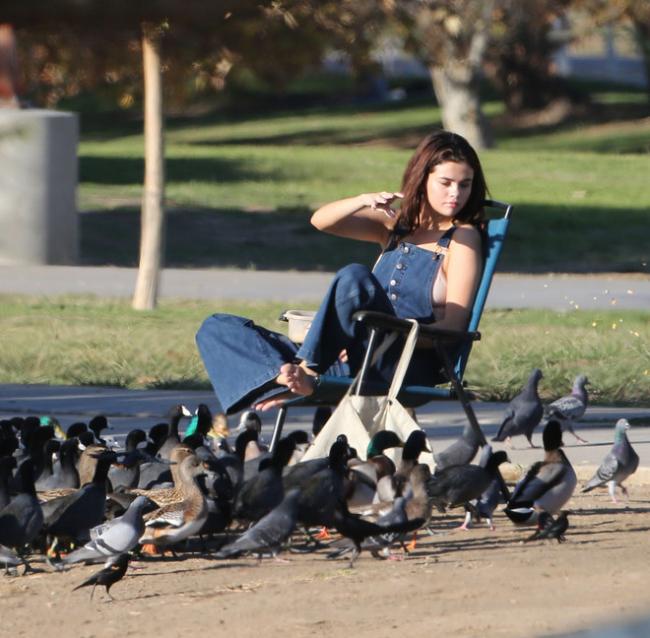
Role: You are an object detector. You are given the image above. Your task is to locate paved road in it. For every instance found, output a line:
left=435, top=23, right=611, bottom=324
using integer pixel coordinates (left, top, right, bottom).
left=0, top=265, right=649, bottom=310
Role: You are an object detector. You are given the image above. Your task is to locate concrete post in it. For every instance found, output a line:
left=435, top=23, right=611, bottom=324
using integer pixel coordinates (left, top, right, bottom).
left=0, top=109, right=78, bottom=265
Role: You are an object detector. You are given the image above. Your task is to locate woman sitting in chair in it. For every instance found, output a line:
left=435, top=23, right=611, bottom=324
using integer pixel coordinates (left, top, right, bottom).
left=196, top=130, right=487, bottom=414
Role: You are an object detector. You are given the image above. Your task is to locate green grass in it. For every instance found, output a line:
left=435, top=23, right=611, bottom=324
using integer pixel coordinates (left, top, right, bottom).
left=1, top=295, right=648, bottom=404
left=75, top=86, right=650, bottom=273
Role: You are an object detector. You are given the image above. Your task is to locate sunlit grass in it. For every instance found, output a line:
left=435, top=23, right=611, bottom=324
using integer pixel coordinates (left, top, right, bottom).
left=1, top=296, right=648, bottom=404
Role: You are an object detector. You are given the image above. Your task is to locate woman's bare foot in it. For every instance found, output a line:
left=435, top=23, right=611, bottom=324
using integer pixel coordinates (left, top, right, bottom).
left=254, top=363, right=317, bottom=412
left=277, top=363, right=317, bottom=396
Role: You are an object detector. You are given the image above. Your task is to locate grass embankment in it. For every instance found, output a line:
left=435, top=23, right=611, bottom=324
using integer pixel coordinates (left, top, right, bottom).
left=78, top=91, right=650, bottom=273
left=1, top=295, right=647, bottom=405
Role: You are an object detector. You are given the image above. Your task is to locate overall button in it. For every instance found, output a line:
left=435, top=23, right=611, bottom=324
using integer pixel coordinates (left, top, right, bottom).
left=390, top=279, right=397, bottom=286
left=396, top=263, right=403, bottom=270
left=390, top=293, right=397, bottom=301
left=403, top=246, right=410, bottom=253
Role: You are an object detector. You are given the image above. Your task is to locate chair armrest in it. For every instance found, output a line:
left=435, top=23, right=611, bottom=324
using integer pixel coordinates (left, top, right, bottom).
left=352, top=310, right=480, bottom=343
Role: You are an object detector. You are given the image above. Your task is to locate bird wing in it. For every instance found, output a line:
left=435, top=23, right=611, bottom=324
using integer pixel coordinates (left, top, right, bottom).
left=144, top=505, right=184, bottom=528
left=593, top=452, right=620, bottom=485
left=493, top=414, right=517, bottom=441
left=547, top=395, right=584, bottom=419
left=509, top=462, right=566, bottom=507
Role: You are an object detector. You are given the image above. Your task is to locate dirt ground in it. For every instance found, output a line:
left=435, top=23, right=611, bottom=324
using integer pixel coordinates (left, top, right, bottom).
left=3, top=486, right=650, bottom=638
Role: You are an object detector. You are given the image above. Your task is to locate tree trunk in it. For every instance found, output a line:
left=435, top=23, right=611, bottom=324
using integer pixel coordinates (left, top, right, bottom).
left=631, top=18, right=650, bottom=107
left=430, top=62, right=493, bottom=149
left=133, top=24, right=165, bottom=311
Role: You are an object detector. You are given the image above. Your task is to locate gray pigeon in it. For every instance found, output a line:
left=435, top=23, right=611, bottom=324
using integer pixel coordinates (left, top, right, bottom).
left=215, top=488, right=301, bottom=559
left=0, top=544, right=21, bottom=573
left=582, top=419, right=639, bottom=502
left=545, top=374, right=590, bottom=443
left=462, top=444, right=505, bottom=530
left=435, top=420, right=483, bottom=472
left=492, top=368, right=544, bottom=448
left=60, top=496, right=156, bottom=566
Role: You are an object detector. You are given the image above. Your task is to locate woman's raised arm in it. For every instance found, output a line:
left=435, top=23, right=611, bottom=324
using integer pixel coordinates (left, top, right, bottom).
left=310, top=192, right=403, bottom=246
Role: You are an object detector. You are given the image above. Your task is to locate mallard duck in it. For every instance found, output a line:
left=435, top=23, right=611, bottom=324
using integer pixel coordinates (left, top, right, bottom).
left=505, top=420, right=577, bottom=525
left=375, top=430, right=431, bottom=503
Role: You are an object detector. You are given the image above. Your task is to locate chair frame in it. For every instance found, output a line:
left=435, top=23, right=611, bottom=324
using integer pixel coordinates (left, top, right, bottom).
left=268, top=200, right=513, bottom=469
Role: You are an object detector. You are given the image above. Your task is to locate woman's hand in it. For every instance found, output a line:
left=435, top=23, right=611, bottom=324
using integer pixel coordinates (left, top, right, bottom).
left=361, top=191, right=403, bottom=220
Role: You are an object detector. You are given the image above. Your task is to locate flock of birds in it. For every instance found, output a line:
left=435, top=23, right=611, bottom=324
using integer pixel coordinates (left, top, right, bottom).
left=0, top=371, right=641, bottom=601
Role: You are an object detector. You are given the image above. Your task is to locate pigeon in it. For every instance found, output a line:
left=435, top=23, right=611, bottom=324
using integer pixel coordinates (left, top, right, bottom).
left=0, top=544, right=21, bottom=573
left=492, top=368, right=544, bottom=448
left=72, top=553, right=130, bottom=601
left=435, top=420, right=483, bottom=472
left=525, top=510, right=569, bottom=543
left=462, top=444, right=504, bottom=530
left=582, top=419, right=639, bottom=502
left=545, top=374, right=590, bottom=443
left=505, top=420, right=577, bottom=526
left=60, top=496, right=156, bottom=566
left=215, top=489, right=301, bottom=559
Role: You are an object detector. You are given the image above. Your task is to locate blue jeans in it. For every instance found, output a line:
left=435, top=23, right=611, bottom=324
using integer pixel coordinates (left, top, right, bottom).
left=196, top=263, right=446, bottom=414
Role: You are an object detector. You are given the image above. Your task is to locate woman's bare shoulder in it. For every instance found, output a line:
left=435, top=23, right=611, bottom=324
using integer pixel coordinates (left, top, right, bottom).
left=451, top=224, right=482, bottom=246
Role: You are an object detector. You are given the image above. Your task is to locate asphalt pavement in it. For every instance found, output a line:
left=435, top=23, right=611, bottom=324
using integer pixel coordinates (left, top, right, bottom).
left=0, top=265, right=649, bottom=310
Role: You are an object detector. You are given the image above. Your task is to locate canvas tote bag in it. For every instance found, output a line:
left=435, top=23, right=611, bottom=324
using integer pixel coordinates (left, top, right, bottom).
left=300, top=319, right=435, bottom=469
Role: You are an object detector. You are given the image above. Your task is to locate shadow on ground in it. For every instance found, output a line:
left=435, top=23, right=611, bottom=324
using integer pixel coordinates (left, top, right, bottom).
left=80, top=203, right=650, bottom=273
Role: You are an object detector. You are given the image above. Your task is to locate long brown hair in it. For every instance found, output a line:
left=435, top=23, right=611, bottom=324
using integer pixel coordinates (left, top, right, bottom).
left=398, top=130, right=488, bottom=235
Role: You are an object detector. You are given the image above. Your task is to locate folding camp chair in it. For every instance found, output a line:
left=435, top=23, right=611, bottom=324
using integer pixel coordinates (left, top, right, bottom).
left=269, top=199, right=513, bottom=461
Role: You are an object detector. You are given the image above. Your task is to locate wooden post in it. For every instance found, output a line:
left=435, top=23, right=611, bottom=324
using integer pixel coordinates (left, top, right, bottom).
left=133, top=23, right=165, bottom=310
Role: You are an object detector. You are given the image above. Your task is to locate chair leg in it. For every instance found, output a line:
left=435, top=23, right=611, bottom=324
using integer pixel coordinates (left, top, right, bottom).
left=437, top=345, right=511, bottom=502
left=269, top=406, right=288, bottom=453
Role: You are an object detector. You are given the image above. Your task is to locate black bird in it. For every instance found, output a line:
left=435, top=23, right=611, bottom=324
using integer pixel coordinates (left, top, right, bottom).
left=217, top=428, right=260, bottom=493
left=283, top=434, right=351, bottom=492
left=38, top=437, right=80, bottom=490
left=108, top=429, right=148, bottom=490
left=88, top=415, right=111, bottom=446
left=295, top=438, right=350, bottom=529
left=159, top=404, right=192, bottom=461
left=216, top=489, right=301, bottom=559
left=43, top=450, right=117, bottom=550
left=426, top=450, right=509, bottom=518
left=330, top=507, right=424, bottom=567
left=525, top=510, right=570, bottom=543
left=66, top=422, right=88, bottom=439
left=34, top=438, right=61, bottom=490
left=137, top=423, right=174, bottom=489
left=0, top=455, right=17, bottom=509
left=0, top=459, right=44, bottom=572
left=72, top=553, right=130, bottom=601
left=233, top=436, right=296, bottom=523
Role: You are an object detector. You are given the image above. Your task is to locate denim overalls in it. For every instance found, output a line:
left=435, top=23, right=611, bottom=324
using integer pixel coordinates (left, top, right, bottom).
left=196, top=228, right=456, bottom=414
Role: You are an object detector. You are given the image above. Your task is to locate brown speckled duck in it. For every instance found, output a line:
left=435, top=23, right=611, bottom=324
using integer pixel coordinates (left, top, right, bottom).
left=127, top=444, right=195, bottom=507
left=139, top=454, right=208, bottom=552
